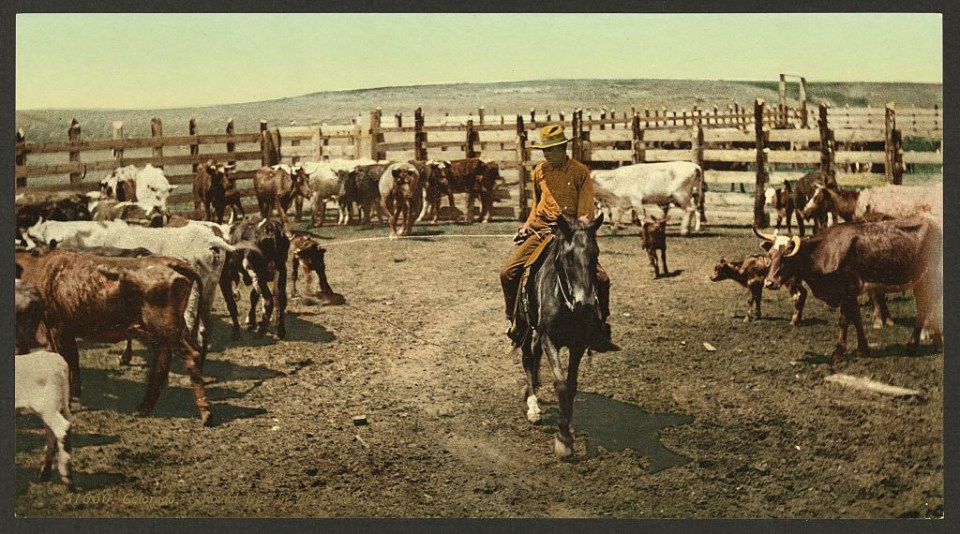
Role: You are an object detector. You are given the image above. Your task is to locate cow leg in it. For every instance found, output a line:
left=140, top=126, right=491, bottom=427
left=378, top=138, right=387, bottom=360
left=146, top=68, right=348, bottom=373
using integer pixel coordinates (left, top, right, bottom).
left=275, top=264, right=287, bottom=339
left=543, top=337, right=574, bottom=457
left=522, top=334, right=543, bottom=423
left=660, top=248, right=669, bottom=276
left=647, top=250, right=659, bottom=278
left=119, top=336, right=135, bottom=366
left=178, top=336, right=212, bottom=426
left=215, top=201, right=226, bottom=225
left=386, top=199, right=399, bottom=238
left=401, top=200, right=412, bottom=236
left=135, top=343, right=172, bottom=417
left=37, top=427, right=55, bottom=482
left=290, top=261, right=301, bottom=298
left=481, top=192, right=493, bottom=223
left=911, top=279, right=942, bottom=352
left=219, top=273, right=242, bottom=340
left=51, top=328, right=82, bottom=402
left=295, top=196, right=304, bottom=223
left=747, top=283, right=762, bottom=321
left=276, top=201, right=289, bottom=229
left=790, top=281, right=807, bottom=326
left=870, top=292, right=894, bottom=328
left=466, top=193, right=477, bottom=223
left=834, top=296, right=868, bottom=368
left=247, top=288, right=260, bottom=333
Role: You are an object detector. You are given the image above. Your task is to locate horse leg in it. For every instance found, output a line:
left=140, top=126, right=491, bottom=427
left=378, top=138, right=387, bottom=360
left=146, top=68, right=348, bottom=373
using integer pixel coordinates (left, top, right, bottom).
left=543, top=337, right=574, bottom=457
left=522, top=333, right=544, bottom=423
left=560, top=345, right=586, bottom=455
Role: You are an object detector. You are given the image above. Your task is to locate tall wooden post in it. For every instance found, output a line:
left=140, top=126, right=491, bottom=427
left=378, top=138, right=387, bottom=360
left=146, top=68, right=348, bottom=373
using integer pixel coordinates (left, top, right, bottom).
left=370, top=108, right=385, bottom=161
left=530, top=108, right=536, bottom=126
left=150, top=118, right=163, bottom=169
left=778, top=74, right=788, bottom=128
left=884, top=103, right=896, bottom=183
left=259, top=120, right=271, bottom=166
left=68, top=119, right=82, bottom=184
left=632, top=113, right=645, bottom=164
left=516, top=115, right=530, bottom=221
left=414, top=107, right=427, bottom=161
left=478, top=106, right=485, bottom=125
left=225, top=119, right=236, bottom=166
left=799, top=77, right=808, bottom=128
left=465, top=119, right=478, bottom=159
left=571, top=109, right=582, bottom=162
left=818, top=104, right=834, bottom=176
left=599, top=108, right=606, bottom=131
left=16, top=128, right=27, bottom=188
left=189, top=119, right=199, bottom=172
left=112, top=121, right=125, bottom=168
left=693, top=123, right=706, bottom=217
left=395, top=112, right=403, bottom=129
left=753, top=99, right=769, bottom=228
left=891, top=128, right=904, bottom=185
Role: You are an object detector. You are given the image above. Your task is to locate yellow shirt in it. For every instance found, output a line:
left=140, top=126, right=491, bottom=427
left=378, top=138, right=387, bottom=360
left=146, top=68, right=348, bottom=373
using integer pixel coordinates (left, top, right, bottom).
left=524, top=157, right=595, bottom=230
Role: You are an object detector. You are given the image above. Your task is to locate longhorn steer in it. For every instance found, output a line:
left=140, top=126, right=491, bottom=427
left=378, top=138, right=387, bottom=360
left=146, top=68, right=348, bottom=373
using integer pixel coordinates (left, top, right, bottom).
left=710, top=255, right=808, bottom=325
left=756, top=218, right=943, bottom=369
left=591, top=161, right=704, bottom=235
left=16, top=250, right=212, bottom=425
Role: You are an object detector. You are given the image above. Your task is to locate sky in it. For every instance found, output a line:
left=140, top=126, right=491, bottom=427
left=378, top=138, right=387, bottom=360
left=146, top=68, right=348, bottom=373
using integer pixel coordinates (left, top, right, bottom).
left=15, top=12, right=943, bottom=110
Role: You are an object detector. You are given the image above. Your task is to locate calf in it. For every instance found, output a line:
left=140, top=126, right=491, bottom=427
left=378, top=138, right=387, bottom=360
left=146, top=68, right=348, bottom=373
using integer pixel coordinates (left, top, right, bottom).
left=787, top=170, right=830, bottom=236
left=710, top=255, right=807, bottom=325
left=289, top=234, right=339, bottom=301
left=344, top=163, right=390, bottom=225
left=765, top=181, right=796, bottom=232
left=379, top=162, right=423, bottom=238
left=640, top=215, right=669, bottom=277
left=15, top=351, right=73, bottom=489
left=254, top=165, right=314, bottom=228
left=16, top=279, right=49, bottom=354
left=194, top=160, right=242, bottom=223
left=16, top=250, right=212, bottom=425
left=221, top=218, right=290, bottom=339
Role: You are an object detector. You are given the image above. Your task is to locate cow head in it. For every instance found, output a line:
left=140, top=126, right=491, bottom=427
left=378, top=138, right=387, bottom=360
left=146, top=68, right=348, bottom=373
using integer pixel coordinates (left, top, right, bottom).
left=754, top=227, right=802, bottom=290
left=709, top=258, right=736, bottom=282
left=802, top=183, right=831, bottom=220
left=292, top=168, right=314, bottom=201
left=391, top=165, right=418, bottom=198
left=137, top=165, right=176, bottom=213
left=640, top=215, right=668, bottom=248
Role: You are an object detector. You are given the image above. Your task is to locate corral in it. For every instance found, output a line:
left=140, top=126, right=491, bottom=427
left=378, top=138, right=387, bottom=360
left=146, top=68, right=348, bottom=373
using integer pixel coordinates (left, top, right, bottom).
left=14, top=190, right=943, bottom=518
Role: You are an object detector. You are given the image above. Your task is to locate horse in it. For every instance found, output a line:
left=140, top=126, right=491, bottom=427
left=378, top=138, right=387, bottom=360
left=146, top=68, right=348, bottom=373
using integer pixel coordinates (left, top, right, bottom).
left=516, top=213, right=605, bottom=457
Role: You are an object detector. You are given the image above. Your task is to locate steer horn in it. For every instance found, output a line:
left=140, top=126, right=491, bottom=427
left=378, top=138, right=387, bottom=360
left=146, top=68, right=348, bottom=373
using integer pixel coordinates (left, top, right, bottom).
left=784, top=235, right=802, bottom=257
left=752, top=225, right=777, bottom=242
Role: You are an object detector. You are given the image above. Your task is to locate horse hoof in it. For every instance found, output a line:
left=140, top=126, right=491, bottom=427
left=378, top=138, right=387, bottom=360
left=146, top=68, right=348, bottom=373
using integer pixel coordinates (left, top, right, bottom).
left=525, top=396, right=541, bottom=424
left=200, top=411, right=214, bottom=427
left=553, top=435, right=573, bottom=458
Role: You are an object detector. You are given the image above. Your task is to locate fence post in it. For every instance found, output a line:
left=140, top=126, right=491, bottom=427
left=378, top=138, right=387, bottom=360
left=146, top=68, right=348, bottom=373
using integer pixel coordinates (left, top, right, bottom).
left=530, top=108, right=536, bottom=126
left=225, top=119, right=236, bottom=166
left=478, top=106, right=485, bottom=125
left=799, top=77, right=808, bottom=128
left=892, top=128, right=904, bottom=185
left=395, top=112, right=403, bottom=129
left=753, top=99, right=769, bottom=228
left=466, top=119, right=478, bottom=159
left=353, top=116, right=363, bottom=160
left=414, top=107, right=427, bottom=161
left=632, top=113, right=645, bottom=164
left=370, top=108, right=385, bottom=161
left=818, top=103, right=834, bottom=176
left=16, top=128, right=27, bottom=188
left=885, top=103, right=896, bottom=183
left=68, top=119, right=82, bottom=184
left=599, top=108, right=606, bottom=131
left=571, top=109, right=582, bottom=161
left=112, top=121, right=125, bottom=169
left=259, top=120, right=270, bottom=166
left=778, top=74, right=788, bottom=128
left=150, top=118, right=163, bottom=170
left=189, top=119, right=199, bottom=172
left=516, top=115, right=530, bottom=221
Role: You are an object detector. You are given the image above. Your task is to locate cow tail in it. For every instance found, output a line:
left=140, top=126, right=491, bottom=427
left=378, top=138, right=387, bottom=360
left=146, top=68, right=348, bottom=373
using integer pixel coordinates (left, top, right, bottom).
left=167, top=263, right=205, bottom=337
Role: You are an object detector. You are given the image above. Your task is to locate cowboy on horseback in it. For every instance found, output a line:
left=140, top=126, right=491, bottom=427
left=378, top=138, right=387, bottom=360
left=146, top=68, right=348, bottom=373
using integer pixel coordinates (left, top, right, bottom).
left=499, top=124, right=619, bottom=352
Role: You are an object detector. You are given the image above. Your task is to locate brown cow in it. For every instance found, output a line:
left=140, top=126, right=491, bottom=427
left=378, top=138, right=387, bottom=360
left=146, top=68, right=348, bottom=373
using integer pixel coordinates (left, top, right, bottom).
left=757, top=217, right=942, bottom=368
left=254, top=165, right=314, bottom=228
left=768, top=181, right=796, bottom=233
left=378, top=162, right=423, bottom=238
left=16, top=250, right=212, bottom=425
left=710, top=255, right=807, bottom=325
left=640, top=215, right=669, bottom=278
left=193, top=160, right=243, bottom=223
left=433, top=158, right=502, bottom=223
left=15, top=279, right=49, bottom=354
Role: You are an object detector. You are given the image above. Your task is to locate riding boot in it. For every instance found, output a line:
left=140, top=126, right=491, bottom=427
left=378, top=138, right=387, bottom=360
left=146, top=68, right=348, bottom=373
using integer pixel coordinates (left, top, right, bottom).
left=590, top=322, right=620, bottom=353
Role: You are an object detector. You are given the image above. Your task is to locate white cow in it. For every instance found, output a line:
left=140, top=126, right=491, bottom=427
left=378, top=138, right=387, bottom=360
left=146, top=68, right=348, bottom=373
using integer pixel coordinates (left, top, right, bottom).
left=24, top=220, right=247, bottom=362
left=98, top=164, right=175, bottom=224
left=323, top=158, right=379, bottom=224
left=16, top=351, right=73, bottom=489
left=591, top=161, right=704, bottom=236
left=292, top=161, right=341, bottom=227
left=135, top=164, right=176, bottom=216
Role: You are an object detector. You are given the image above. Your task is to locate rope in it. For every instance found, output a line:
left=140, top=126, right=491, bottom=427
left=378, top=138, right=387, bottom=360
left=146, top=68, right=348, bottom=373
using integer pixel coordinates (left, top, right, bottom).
left=321, top=233, right=514, bottom=247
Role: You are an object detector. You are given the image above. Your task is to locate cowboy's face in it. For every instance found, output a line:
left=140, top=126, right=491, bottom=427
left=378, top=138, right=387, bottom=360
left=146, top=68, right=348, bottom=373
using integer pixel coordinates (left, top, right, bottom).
left=542, top=144, right=568, bottom=167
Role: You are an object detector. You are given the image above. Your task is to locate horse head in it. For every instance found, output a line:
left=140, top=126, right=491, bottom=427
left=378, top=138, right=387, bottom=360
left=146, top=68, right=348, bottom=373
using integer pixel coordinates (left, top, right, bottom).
left=554, top=213, right=604, bottom=313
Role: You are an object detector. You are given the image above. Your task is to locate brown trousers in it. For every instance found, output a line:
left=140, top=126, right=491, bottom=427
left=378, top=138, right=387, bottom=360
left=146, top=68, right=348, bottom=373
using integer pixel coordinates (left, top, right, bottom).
left=499, top=231, right=610, bottom=322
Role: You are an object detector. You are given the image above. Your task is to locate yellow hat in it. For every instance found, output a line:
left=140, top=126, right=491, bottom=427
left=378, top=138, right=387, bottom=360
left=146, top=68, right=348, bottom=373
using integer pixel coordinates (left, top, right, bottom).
left=531, top=124, right=569, bottom=149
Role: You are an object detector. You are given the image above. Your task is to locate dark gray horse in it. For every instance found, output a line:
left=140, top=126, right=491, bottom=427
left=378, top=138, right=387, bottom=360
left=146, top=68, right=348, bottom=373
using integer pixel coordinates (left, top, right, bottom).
left=519, top=213, right=604, bottom=457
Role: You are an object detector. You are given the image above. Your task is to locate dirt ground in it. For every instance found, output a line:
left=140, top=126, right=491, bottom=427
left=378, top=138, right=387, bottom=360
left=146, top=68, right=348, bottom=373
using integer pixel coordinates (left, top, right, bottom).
left=14, top=192, right=943, bottom=519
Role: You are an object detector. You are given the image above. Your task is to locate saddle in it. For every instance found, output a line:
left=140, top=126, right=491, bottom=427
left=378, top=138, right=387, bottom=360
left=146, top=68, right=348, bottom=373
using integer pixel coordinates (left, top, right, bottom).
left=508, top=233, right=554, bottom=344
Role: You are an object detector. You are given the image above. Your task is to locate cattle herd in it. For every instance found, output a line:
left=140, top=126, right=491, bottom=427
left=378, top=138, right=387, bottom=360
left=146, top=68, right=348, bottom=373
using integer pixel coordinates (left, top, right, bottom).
left=14, top=152, right=944, bottom=487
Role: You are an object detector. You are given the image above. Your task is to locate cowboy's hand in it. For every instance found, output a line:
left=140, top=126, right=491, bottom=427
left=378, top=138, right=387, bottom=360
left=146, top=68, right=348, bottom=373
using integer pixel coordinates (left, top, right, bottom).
left=513, top=226, right=532, bottom=245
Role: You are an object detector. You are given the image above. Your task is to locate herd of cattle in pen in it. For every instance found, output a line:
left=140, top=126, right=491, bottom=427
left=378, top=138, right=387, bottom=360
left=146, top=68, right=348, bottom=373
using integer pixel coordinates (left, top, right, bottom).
left=13, top=151, right=943, bottom=487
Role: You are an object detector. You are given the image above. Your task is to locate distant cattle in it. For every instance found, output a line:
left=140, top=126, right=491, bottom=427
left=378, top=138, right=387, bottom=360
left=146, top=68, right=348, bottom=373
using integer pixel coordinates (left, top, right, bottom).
left=97, top=164, right=175, bottom=225
left=194, top=160, right=243, bottom=224
left=784, top=170, right=830, bottom=236
left=756, top=217, right=942, bottom=368
left=379, top=162, right=423, bottom=238
left=764, top=182, right=796, bottom=233
left=802, top=181, right=942, bottom=227
left=254, top=165, right=314, bottom=228
left=591, top=161, right=704, bottom=235
left=291, top=161, right=341, bottom=227
left=89, top=200, right=166, bottom=227
left=16, top=250, right=213, bottom=425
left=99, top=165, right=139, bottom=201
left=429, top=158, right=502, bottom=223
left=640, top=215, right=669, bottom=278
left=344, top=163, right=390, bottom=225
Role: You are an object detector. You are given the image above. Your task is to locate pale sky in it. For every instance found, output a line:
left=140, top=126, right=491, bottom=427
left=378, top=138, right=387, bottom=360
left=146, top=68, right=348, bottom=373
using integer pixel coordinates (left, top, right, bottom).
left=16, top=12, right=943, bottom=110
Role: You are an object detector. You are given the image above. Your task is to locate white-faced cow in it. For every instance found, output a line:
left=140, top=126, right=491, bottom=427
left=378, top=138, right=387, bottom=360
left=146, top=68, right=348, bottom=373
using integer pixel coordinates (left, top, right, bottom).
left=379, top=162, right=423, bottom=238
left=591, top=161, right=704, bottom=236
left=16, top=250, right=213, bottom=425
left=755, top=217, right=942, bottom=369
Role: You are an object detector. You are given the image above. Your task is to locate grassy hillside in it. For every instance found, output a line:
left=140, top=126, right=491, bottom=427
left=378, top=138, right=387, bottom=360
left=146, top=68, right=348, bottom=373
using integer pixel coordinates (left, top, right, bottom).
left=15, top=79, right=942, bottom=144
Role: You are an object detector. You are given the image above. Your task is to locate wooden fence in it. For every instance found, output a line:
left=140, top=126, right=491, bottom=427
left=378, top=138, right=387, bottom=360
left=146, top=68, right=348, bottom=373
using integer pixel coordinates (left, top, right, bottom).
left=15, top=101, right=942, bottom=221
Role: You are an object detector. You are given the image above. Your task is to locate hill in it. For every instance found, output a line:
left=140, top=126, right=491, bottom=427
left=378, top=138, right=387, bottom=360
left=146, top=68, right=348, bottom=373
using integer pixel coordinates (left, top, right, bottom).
left=15, top=78, right=943, bottom=144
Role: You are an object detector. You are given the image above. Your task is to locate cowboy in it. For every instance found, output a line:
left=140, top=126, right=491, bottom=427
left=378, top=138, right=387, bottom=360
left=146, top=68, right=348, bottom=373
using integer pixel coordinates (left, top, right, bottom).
left=499, top=124, right=618, bottom=351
